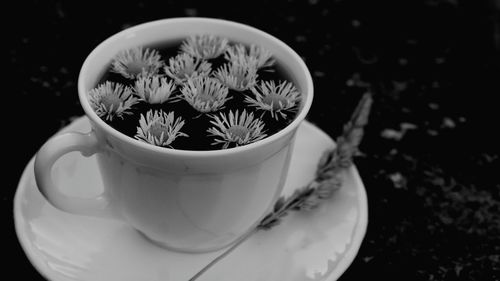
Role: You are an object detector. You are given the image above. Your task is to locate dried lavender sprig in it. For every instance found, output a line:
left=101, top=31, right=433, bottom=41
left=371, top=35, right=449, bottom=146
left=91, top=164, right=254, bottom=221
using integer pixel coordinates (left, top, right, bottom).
left=258, top=186, right=314, bottom=230
left=260, top=92, right=373, bottom=223
left=189, top=92, right=373, bottom=280
left=317, top=92, right=373, bottom=178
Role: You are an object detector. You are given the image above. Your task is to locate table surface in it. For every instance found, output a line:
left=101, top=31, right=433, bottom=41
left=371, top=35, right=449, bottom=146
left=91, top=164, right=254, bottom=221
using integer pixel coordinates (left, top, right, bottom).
left=5, top=0, right=500, bottom=280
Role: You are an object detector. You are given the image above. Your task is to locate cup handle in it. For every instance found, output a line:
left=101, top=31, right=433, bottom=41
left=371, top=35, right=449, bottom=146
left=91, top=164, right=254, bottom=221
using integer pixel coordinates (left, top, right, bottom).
left=34, top=130, right=117, bottom=219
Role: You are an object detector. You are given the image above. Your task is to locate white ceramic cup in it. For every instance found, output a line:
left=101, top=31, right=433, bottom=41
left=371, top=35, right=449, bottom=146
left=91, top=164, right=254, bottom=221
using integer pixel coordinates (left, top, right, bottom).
left=34, top=17, right=313, bottom=253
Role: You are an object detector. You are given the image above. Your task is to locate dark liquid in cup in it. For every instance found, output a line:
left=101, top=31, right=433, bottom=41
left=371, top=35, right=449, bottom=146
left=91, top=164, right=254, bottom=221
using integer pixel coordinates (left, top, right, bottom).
left=92, top=38, right=301, bottom=150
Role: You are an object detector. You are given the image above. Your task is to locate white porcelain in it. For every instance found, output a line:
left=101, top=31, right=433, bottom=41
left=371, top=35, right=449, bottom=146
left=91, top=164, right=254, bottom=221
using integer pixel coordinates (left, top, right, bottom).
left=33, top=18, right=314, bottom=252
left=15, top=117, right=367, bottom=281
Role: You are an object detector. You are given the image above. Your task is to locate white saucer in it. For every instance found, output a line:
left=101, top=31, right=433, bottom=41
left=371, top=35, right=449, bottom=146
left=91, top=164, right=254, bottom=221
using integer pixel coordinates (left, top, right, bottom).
left=14, top=117, right=368, bottom=281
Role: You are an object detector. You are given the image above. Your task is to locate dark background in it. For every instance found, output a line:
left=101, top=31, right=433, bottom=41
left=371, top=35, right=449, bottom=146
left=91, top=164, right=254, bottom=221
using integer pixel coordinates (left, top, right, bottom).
left=5, top=0, right=500, bottom=280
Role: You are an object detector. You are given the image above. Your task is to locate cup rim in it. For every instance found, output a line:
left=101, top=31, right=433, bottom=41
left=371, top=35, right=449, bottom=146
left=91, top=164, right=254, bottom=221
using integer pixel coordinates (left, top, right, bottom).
left=78, top=17, right=313, bottom=157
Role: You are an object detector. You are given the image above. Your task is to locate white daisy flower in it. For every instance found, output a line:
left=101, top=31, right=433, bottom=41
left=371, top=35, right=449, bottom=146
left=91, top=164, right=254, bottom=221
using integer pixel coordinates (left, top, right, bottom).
left=111, top=47, right=164, bottom=79
left=225, top=43, right=275, bottom=70
left=245, top=80, right=301, bottom=120
left=207, top=110, right=267, bottom=149
left=135, top=110, right=188, bottom=148
left=134, top=76, right=176, bottom=104
left=181, top=76, right=231, bottom=113
left=87, top=81, right=138, bottom=121
left=180, top=34, right=229, bottom=60
left=164, top=53, right=212, bottom=84
left=214, top=62, right=258, bottom=91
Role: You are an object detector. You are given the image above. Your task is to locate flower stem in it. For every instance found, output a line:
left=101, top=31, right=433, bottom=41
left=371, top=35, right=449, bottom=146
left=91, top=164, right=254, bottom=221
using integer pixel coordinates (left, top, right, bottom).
left=189, top=227, right=259, bottom=281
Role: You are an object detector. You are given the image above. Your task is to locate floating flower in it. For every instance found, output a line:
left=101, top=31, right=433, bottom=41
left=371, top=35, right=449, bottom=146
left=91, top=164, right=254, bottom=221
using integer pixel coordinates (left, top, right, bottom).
left=135, top=110, right=188, bottom=148
left=207, top=110, right=267, bottom=149
left=87, top=81, right=138, bottom=121
left=214, top=62, right=258, bottom=91
left=164, top=53, right=212, bottom=84
left=181, top=76, right=231, bottom=113
left=134, top=76, right=176, bottom=104
left=245, top=80, right=301, bottom=120
left=180, top=34, right=229, bottom=60
left=225, top=43, right=275, bottom=70
left=111, top=47, right=164, bottom=79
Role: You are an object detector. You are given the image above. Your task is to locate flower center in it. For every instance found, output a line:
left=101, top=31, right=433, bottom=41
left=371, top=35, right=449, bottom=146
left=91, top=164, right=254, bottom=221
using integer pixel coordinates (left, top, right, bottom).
left=179, top=69, right=194, bottom=80
left=235, top=73, right=250, bottom=86
left=148, top=122, right=168, bottom=139
left=126, top=61, right=149, bottom=76
left=228, top=125, right=249, bottom=140
left=100, top=94, right=122, bottom=112
left=197, top=44, right=209, bottom=55
left=197, top=93, right=215, bottom=103
left=262, top=93, right=287, bottom=110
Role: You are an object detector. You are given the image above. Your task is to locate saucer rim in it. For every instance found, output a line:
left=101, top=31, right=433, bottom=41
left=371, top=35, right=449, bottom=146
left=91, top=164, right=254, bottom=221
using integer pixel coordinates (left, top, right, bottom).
left=13, top=116, right=368, bottom=281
